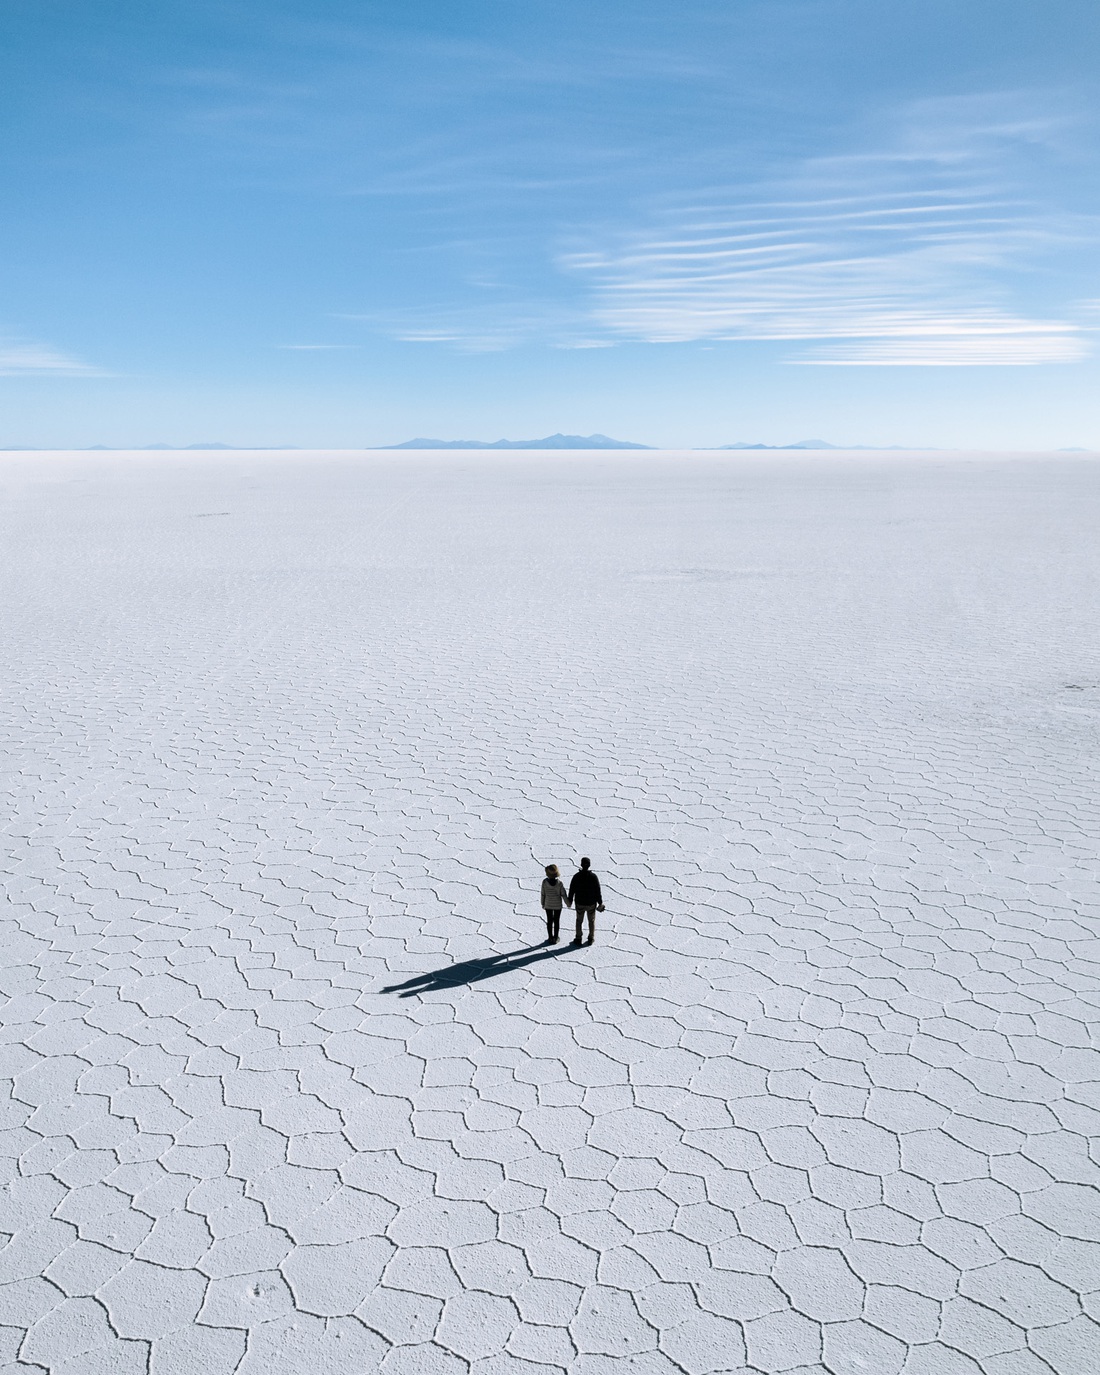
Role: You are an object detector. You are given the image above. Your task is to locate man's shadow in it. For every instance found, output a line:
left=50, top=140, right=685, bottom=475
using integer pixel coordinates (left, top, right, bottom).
left=381, top=941, right=575, bottom=997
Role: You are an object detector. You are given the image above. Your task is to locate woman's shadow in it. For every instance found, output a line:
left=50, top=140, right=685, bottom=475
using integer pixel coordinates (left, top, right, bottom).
left=381, top=941, right=574, bottom=997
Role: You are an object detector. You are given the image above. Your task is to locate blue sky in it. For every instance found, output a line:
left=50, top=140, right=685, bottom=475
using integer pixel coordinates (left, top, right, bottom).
left=2, top=0, right=1097, bottom=447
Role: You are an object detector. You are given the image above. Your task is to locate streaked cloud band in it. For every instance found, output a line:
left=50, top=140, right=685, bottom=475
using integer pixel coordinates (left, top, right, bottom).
left=558, top=95, right=1091, bottom=365
left=0, top=340, right=106, bottom=377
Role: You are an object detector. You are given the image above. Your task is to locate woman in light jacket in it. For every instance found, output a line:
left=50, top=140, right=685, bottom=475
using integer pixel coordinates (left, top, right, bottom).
left=540, top=864, right=570, bottom=944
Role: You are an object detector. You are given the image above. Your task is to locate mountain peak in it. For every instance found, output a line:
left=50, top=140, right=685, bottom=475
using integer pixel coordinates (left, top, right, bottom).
left=385, top=432, right=651, bottom=450
left=716, top=439, right=838, bottom=450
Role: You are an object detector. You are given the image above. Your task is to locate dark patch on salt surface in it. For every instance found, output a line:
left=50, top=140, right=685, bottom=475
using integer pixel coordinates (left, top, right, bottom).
left=190, top=511, right=231, bottom=518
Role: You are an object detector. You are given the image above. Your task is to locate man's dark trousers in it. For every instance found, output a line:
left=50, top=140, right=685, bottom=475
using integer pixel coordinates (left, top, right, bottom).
left=574, top=906, right=596, bottom=943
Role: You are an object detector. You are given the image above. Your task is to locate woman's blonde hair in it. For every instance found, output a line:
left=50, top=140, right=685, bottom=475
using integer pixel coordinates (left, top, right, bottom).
left=545, top=863, right=559, bottom=878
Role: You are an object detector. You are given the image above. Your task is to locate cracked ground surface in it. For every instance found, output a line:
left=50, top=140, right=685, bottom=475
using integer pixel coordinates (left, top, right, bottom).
left=1, top=448, right=1099, bottom=1375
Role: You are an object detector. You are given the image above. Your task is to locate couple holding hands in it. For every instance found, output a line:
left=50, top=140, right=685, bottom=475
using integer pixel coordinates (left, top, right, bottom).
left=540, top=857, right=604, bottom=946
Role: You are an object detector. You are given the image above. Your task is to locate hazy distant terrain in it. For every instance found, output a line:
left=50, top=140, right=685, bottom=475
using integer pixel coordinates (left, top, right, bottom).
left=2, top=449, right=1098, bottom=1375
left=385, top=433, right=652, bottom=450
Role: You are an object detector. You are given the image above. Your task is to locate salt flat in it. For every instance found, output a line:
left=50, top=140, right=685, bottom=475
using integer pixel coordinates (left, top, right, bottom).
left=1, top=448, right=1098, bottom=1375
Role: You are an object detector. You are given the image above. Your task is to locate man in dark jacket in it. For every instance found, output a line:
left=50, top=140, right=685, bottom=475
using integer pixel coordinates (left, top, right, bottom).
left=568, top=857, right=603, bottom=945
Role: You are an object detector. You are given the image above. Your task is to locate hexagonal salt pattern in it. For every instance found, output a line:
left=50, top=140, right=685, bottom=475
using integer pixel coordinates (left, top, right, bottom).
left=2, top=448, right=1099, bottom=1375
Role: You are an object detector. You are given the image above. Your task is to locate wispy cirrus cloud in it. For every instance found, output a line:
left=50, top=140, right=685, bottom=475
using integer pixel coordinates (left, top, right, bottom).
left=343, top=301, right=602, bottom=354
left=558, top=93, right=1094, bottom=365
left=0, top=339, right=107, bottom=376
left=797, top=334, right=1085, bottom=366
left=376, top=91, right=1094, bottom=365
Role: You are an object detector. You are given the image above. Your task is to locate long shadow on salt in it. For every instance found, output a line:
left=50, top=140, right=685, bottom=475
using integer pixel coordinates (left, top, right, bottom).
left=381, top=941, right=576, bottom=996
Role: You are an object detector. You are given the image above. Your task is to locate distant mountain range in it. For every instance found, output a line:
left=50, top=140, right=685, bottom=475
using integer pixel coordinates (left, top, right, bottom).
left=384, top=432, right=651, bottom=450
left=0, top=443, right=280, bottom=451
left=0, top=438, right=1093, bottom=453
left=717, top=438, right=836, bottom=450
left=127, top=443, right=300, bottom=451
left=386, top=435, right=916, bottom=452
left=712, top=439, right=912, bottom=451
